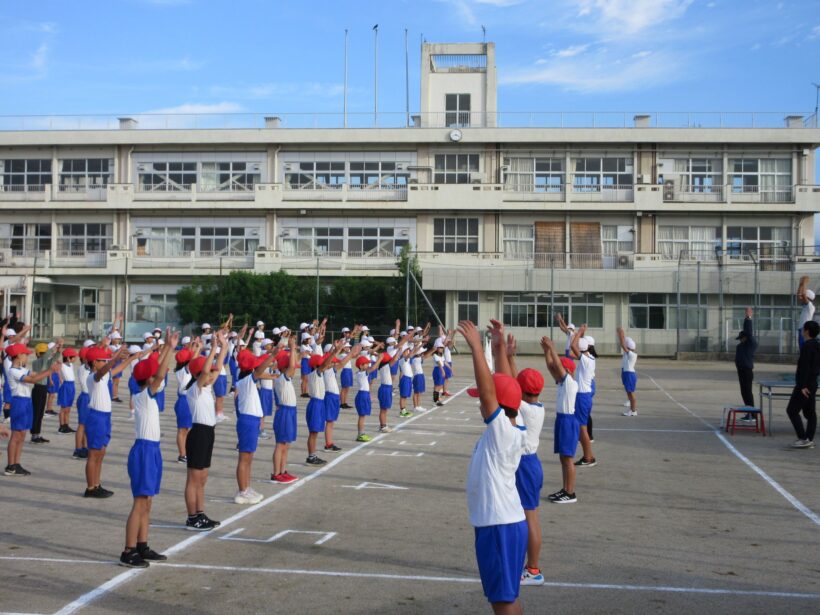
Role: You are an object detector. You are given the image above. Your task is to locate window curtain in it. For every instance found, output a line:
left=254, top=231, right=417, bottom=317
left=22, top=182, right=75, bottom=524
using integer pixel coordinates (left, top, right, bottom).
left=503, top=224, right=534, bottom=258
left=505, top=158, right=534, bottom=192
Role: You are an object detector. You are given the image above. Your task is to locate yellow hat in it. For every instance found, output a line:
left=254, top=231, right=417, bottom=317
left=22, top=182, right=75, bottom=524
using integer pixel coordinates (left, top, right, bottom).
left=34, top=343, right=48, bottom=354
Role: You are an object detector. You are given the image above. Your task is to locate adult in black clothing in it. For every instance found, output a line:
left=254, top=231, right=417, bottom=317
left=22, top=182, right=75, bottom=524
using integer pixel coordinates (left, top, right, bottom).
left=786, top=320, right=820, bottom=448
left=735, top=307, right=758, bottom=421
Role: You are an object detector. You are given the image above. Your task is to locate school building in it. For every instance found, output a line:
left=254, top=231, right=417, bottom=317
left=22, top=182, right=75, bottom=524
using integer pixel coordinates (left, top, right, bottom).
left=1, top=42, right=819, bottom=355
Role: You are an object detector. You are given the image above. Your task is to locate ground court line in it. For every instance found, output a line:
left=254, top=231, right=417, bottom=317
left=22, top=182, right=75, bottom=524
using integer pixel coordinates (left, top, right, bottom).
left=51, top=384, right=472, bottom=615
left=644, top=372, right=820, bottom=527
left=3, top=556, right=819, bottom=600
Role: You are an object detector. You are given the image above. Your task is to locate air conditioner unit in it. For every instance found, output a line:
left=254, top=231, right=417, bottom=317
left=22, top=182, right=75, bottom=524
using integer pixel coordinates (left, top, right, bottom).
left=617, top=254, right=632, bottom=268
left=663, top=179, right=675, bottom=200
left=399, top=229, right=409, bottom=237
left=470, top=172, right=484, bottom=184
left=248, top=228, right=260, bottom=237
left=280, top=229, right=292, bottom=238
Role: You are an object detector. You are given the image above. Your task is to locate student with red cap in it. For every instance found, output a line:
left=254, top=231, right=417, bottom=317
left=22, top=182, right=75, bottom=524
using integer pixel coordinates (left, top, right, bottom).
left=541, top=337, right=579, bottom=505
left=5, top=343, right=60, bottom=476
left=119, top=329, right=178, bottom=568
left=305, top=341, right=343, bottom=465
left=460, top=318, right=527, bottom=613
left=354, top=350, right=379, bottom=442
left=72, top=346, right=92, bottom=460
left=271, top=335, right=299, bottom=483
left=569, top=324, right=596, bottom=468
left=377, top=331, right=412, bottom=432
left=173, top=340, right=201, bottom=464
left=57, top=348, right=78, bottom=435
left=183, top=332, right=229, bottom=530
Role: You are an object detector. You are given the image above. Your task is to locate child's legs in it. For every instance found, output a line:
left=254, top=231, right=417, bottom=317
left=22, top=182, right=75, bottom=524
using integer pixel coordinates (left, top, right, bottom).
left=215, top=396, right=224, bottom=416
left=125, top=496, right=150, bottom=548
left=379, top=409, right=388, bottom=427
left=523, top=508, right=541, bottom=570
left=236, top=451, right=253, bottom=491
left=86, top=447, right=105, bottom=487
left=340, top=387, right=348, bottom=404
left=579, top=426, right=593, bottom=459
left=8, top=429, right=25, bottom=465
left=273, top=442, right=285, bottom=475
left=491, top=600, right=523, bottom=615
left=185, top=468, right=207, bottom=514
left=59, top=406, right=69, bottom=425
left=627, top=391, right=637, bottom=410
left=177, top=428, right=189, bottom=457
left=140, top=497, right=153, bottom=542
left=324, top=421, right=334, bottom=446
left=75, top=424, right=85, bottom=450
left=307, top=431, right=318, bottom=455
left=413, top=392, right=420, bottom=407
left=112, top=378, right=120, bottom=397
left=357, top=415, right=365, bottom=434
left=560, top=455, right=576, bottom=493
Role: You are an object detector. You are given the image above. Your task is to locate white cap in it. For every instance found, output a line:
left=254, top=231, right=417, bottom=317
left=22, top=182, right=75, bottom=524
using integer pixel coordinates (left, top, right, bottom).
left=324, top=343, right=332, bottom=352
left=567, top=322, right=576, bottom=330
left=301, top=332, right=311, bottom=341
left=128, top=344, right=142, bottom=354
left=361, top=325, right=369, bottom=332
left=299, top=322, right=309, bottom=330
left=201, top=323, right=212, bottom=330
left=280, top=325, right=289, bottom=332
left=578, top=338, right=589, bottom=352
left=807, top=289, right=816, bottom=301
left=273, top=327, right=282, bottom=335
left=143, top=332, right=153, bottom=340
left=83, top=339, right=95, bottom=348
left=583, top=335, right=595, bottom=347
left=47, top=341, right=56, bottom=350
left=229, top=331, right=238, bottom=338
left=386, top=337, right=396, bottom=344
left=361, top=340, right=372, bottom=348
left=433, top=338, right=444, bottom=348
left=142, top=343, right=153, bottom=351
left=625, top=337, right=636, bottom=351
left=254, top=331, right=265, bottom=339
left=152, top=327, right=162, bottom=333
left=415, top=326, right=423, bottom=331
left=406, top=324, right=414, bottom=331
left=341, top=327, right=350, bottom=333
left=262, top=338, right=273, bottom=346
left=181, top=336, right=191, bottom=345
left=343, top=342, right=351, bottom=348
left=256, top=320, right=265, bottom=327
left=110, top=331, right=122, bottom=340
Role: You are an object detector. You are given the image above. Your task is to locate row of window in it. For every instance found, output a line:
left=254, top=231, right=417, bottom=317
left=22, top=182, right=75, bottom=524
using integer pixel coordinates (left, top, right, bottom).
left=286, top=161, right=409, bottom=190
left=134, top=226, right=260, bottom=257
left=138, top=161, right=261, bottom=192
left=0, top=159, right=113, bottom=190
left=280, top=226, right=410, bottom=257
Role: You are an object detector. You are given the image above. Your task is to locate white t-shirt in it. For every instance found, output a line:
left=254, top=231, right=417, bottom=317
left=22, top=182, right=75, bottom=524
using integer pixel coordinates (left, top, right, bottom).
left=339, top=353, right=352, bottom=374
left=356, top=370, right=370, bottom=392
left=556, top=374, right=578, bottom=415
left=9, top=367, right=32, bottom=398
left=252, top=341, right=263, bottom=357
left=88, top=372, right=112, bottom=412
left=800, top=301, right=816, bottom=327
left=411, top=355, right=423, bottom=376
left=466, top=408, right=527, bottom=527
left=187, top=383, right=215, bottom=426
left=516, top=400, right=545, bottom=455
left=78, top=364, right=90, bottom=395
left=323, top=368, right=339, bottom=395
left=236, top=375, right=262, bottom=417
left=565, top=332, right=573, bottom=355
left=399, top=357, right=413, bottom=378
left=444, top=346, right=452, bottom=363
left=60, top=363, right=75, bottom=383
left=308, top=369, right=325, bottom=399
left=176, top=367, right=192, bottom=396
left=275, top=373, right=297, bottom=407
left=433, top=354, right=444, bottom=369
left=378, top=362, right=392, bottom=386
left=576, top=353, right=595, bottom=394
left=622, top=350, right=637, bottom=373
left=260, top=366, right=274, bottom=390
left=133, top=387, right=161, bottom=442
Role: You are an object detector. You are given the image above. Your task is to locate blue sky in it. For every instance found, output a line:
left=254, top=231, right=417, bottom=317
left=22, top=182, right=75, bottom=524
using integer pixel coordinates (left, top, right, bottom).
left=1, top=0, right=819, bottom=229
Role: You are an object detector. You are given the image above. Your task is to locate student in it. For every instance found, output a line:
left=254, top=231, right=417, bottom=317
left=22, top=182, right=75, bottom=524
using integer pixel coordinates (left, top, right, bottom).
left=258, top=338, right=275, bottom=440
left=324, top=340, right=355, bottom=454
left=376, top=333, right=410, bottom=433
left=617, top=327, right=639, bottom=417
left=84, top=344, right=138, bottom=498
left=432, top=338, right=447, bottom=407
left=213, top=333, right=232, bottom=424
left=339, top=334, right=355, bottom=409
left=555, top=313, right=576, bottom=359
left=184, top=332, right=229, bottom=530
left=119, top=330, right=177, bottom=568
left=540, top=337, right=579, bottom=505
left=173, top=343, right=199, bottom=463
left=30, top=339, right=61, bottom=443
left=442, top=334, right=455, bottom=397
left=5, top=343, right=60, bottom=476
left=354, top=353, right=379, bottom=442
left=72, top=346, right=91, bottom=460
left=786, top=320, right=820, bottom=448
left=796, top=275, right=816, bottom=352
left=305, top=344, right=341, bottom=466
left=299, top=331, right=314, bottom=398
left=460, top=319, right=527, bottom=614
left=271, top=335, right=299, bottom=483
left=45, top=342, right=61, bottom=416
left=109, top=317, right=125, bottom=402
left=57, top=348, right=78, bottom=434
left=570, top=324, right=596, bottom=467
left=234, top=347, right=276, bottom=505
left=411, top=325, right=435, bottom=413
left=397, top=340, right=417, bottom=417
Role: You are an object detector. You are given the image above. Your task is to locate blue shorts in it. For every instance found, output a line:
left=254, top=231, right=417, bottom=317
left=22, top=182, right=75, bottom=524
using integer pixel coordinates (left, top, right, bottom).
left=515, top=453, right=543, bottom=510
left=306, top=397, right=326, bottom=432
left=325, top=392, right=340, bottom=422
left=355, top=390, right=371, bottom=416
left=444, top=364, right=453, bottom=379
left=86, top=409, right=112, bottom=449
left=76, top=392, right=90, bottom=425
left=213, top=374, right=228, bottom=398
left=798, top=329, right=805, bottom=350
left=574, top=392, right=593, bottom=427
left=10, top=396, right=33, bottom=431
left=621, top=370, right=637, bottom=394
left=58, top=381, right=76, bottom=408
left=236, top=413, right=261, bottom=453
left=47, top=372, right=60, bottom=394
left=259, top=388, right=274, bottom=417
left=474, top=521, right=528, bottom=604
left=399, top=375, right=412, bottom=399
left=174, top=395, right=193, bottom=429
left=554, top=412, right=580, bottom=457
left=273, top=405, right=297, bottom=443
left=377, top=384, right=393, bottom=410
left=112, top=362, right=123, bottom=380
left=107, top=377, right=113, bottom=397
left=301, top=357, right=312, bottom=375
left=156, top=389, right=165, bottom=413
left=127, top=439, right=162, bottom=497
left=340, top=368, right=353, bottom=388
left=229, top=357, right=238, bottom=381
left=368, top=370, right=377, bottom=383
left=412, top=373, right=426, bottom=394
left=591, top=378, right=596, bottom=397
left=3, top=378, right=11, bottom=404
left=432, top=366, right=445, bottom=387
left=390, top=362, right=399, bottom=376
left=128, top=376, right=140, bottom=396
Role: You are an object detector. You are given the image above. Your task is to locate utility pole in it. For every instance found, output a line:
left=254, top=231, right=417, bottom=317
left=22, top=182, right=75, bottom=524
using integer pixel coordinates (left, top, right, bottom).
left=404, top=28, right=410, bottom=127
left=315, top=256, right=320, bottom=321
left=813, top=83, right=820, bottom=127
left=373, top=24, right=379, bottom=127
left=343, top=29, right=348, bottom=128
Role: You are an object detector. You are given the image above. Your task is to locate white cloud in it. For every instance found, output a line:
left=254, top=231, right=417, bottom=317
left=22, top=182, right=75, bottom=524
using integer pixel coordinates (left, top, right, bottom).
left=571, top=0, right=694, bottom=35
left=631, top=50, right=652, bottom=58
left=706, top=1, right=716, bottom=7
left=809, top=25, right=820, bottom=40
left=127, top=56, right=203, bottom=72
left=30, top=43, right=48, bottom=71
left=474, top=0, right=525, bottom=5
left=552, top=44, right=589, bottom=57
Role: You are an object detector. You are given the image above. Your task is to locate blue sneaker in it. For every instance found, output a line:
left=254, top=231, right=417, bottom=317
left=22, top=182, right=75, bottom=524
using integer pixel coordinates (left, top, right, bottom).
left=521, top=567, right=545, bottom=586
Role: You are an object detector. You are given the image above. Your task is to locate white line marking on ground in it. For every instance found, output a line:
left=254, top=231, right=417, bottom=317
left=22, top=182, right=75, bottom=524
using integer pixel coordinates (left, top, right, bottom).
left=397, top=440, right=437, bottom=446
left=340, top=481, right=408, bottom=490
left=218, top=528, right=337, bottom=545
left=644, top=372, right=820, bottom=527
left=365, top=450, right=425, bottom=457
left=594, top=428, right=713, bottom=433
left=51, top=384, right=470, bottom=615
left=5, top=555, right=819, bottom=600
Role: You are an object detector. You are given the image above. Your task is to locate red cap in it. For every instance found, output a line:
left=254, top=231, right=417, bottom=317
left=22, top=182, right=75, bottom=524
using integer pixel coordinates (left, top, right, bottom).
left=78, top=347, right=89, bottom=362
left=381, top=352, right=392, bottom=365
left=560, top=357, right=576, bottom=376
left=355, top=356, right=370, bottom=369
left=175, top=349, right=192, bottom=364
left=308, top=354, right=324, bottom=369
left=467, top=373, right=522, bottom=411
left=85, top=347, right=109, bottom=362
left=132, top=357, right=158, bottom=381
left=188, top=356, right=217, bottom=377
left=237, top=349, right=263, bottom=372
left=5, top=344, right=33, bottom=358
left=62, top=348, right=78, bottom=359
left=516, top=368, right=544, bottom=395
left=276, top=351, right=291, bottom=372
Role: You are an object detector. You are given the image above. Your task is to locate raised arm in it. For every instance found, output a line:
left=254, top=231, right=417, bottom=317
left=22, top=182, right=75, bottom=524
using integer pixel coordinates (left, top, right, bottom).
left=540, top=336, right=566, bottom=382
left=488, top=319, right=513, bottom=377
left=284, top=335, right=299, bottom=379
left=797, top=275, right=810, bottom=303
left=506, top=333, right=518, bottom=378
left=150, top=330, right=179, bottom=394
left=95, top=346, right=129, bottom=381
left=458, top=320, right=497, bottom=420
left=569, top=324, right=587, bottom=359
left=23, top=361, right=61, bottom=385
left=616, top=326, right=629, bottom=353
left=197, top=338, right=220, bottom=388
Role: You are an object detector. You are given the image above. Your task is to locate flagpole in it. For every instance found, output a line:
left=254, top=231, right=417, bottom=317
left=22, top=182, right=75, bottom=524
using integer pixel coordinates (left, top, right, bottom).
left=343, top=29, right=348, bottom=128
left=373, top=24, right=379, bottom=127
left=404, top=28, right=409, bottom=127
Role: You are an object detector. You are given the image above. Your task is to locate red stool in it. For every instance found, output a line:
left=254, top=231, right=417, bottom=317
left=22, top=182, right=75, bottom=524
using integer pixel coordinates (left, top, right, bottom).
left=723, top=406, right=766, bottom=436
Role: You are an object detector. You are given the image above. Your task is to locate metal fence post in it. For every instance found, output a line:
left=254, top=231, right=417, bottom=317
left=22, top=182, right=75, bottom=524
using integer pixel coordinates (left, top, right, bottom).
left=696, top=260, right=701, bottom=351
left=717, top=249, right=724, bottom=353
left=550, top=256, right=555, bottom=340
left=676, top=250, right=682, bottom=356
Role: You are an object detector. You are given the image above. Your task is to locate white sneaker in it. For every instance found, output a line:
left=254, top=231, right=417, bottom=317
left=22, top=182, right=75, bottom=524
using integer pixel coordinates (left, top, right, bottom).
left=216, top=414, right=229, bottom=423
left=128, top=412, right=135, bottom=421
left=247, top=488, right=264, bottom=503
left=790, top=439, right=814, bottom=449
left=258, top=429, right=272, bottom=440
left=415, top=406, right=428, bottom=413
left=379, top=425, right=393, bottom=433
left=520, top=568, right=545, bottom=586
left=234, top=490, right=255, bottom=505
left=623, top=401, right=631, bottom=407
left=622, top=410, right=637, bottom=417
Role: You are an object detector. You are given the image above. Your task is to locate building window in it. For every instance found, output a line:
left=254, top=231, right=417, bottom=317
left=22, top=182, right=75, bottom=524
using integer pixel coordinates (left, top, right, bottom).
left=280, top=222, right=412, bottom=256
left=0, top=159, right=52, bottom=192
left=199, top=227, right=259, bottom=255
left=57, top=223, right=112, bottom=255
left=504, top=157, right=564, bottom=192
left=458, top=291, right=479, bottom=322
left=573, top=157, right=633, bottom=191
left=502, top=224, right=534, bottom=258
left=132, top=293, right=179, bottom=325
left=502, top=293, right=603, bottom=328
left=2, top=223, right=52, bottom=255
left=348, top=227, right=408, bottom=256
left=629, top=293, right=706, bottom=330
left=433, top=218, right=479, bottom=253
left=729, top=158, right=791, bottom=202
left=601, top=225, right=634, bottom=255
left=732, top=294, right=793, bottom=331
left=59, top=159, right=113, bottom=192
left=349, top=161, right=409, bottom=188
left=445, top=93, right=471, bottom=127
left=200, top=162, right=260, bottom=192
left=726, top=226, right=790, bottom=262
left=673, top=158, right=722, bottom=192
left=434, top=154, right=479, bottom=184
left=135, top=226, right=259, bottom=257
left=657, top=225, right=720, bottom=260
left=138, top=162, right=197, bottom=192
left=287, top=162, right=346, bottom=189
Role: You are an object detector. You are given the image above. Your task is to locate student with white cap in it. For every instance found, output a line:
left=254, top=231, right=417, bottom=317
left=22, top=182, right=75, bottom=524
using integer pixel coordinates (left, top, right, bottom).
left=257, top=337, right=275, bottom=440
left=299, top=332, right=314, bottom=398
left=339, top=333, right=355, bottom=409
left=569, top=324, right=596, bottom=467
left=109, top=325, right=125, bottom=403
left=617, top=327, right=639, bottom=416
left=431, top=337, right=447, bottom=407
left=555, top=313, right=576, bottom=359
left=796, top=276, right=816, bottom=352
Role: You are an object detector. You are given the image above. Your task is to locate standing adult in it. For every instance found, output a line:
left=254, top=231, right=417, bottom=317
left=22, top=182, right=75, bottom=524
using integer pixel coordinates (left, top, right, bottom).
left=786, top=320, right=820, bottom=448
left=734, top=307, right=758, bottom=422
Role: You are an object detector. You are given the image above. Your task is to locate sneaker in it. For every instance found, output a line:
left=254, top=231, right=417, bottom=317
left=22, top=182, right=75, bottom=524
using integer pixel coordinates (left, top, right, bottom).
left=128, top=412, right=135, bottom=421
left=575, top=457, right=597, bottom=467
left=305, top=455, right=327, bottom=466
left=282, top=472, right=298, bottom=482
left=442, top=391, right=452, bottom=397
left=83, top=486, right=112, bottom=498
left=300, top=393, right=310, bottom=399
left=356, top=434, right=372, bottom=442
left=72, top=449, right=84, bottom=459
left=414, top=406, right=428, bottom=413
left=177, top=455, right=187, bottom=464
left=119, top=550, right=149, bottom=568
left=547, top=489, right=566, bottom=501
left=31, top=435, right=50, bottom=444
left=98, top=485, right=114, bottom=497
left=790, top=439, right=814, bottom=449
left=738, top=415, right=756, bottom=423
left=258, top=429, right=272, bottom=440
left=248, top=487, right=264, bottom=502
left=552, top=491, right=577, bottom=503
left=379, top=425, right=393, bottom=433
left=112, top=397, right=123, bottom=403
left=138, top=547, right=167, bottom=562
left=4, top=464, right=30, bottom=476
left=57, top=425, right=73, bottom=434
left=623, top=401, right=631, bottom=407
left=215, top=414, right=229, bottom=423
left=398, top=409, right=414, bottom=417
left=200, top=513, right=221, bottom=528
left=521, top=567, right=545, bottom=586
left=622, top=410, right=637, bottom=417
left=341, top=403, right=352, bottom=409
left=435, top=401, right=444, bottom=407
left=234, top=490, right=254, bottom=505
left=324, top=443, right=342, bottom=452
left=45, top=410, right=58, bottom=416
left=271, top=473, right=297, bottom=484
left=185, top=514, right=216, bottom=531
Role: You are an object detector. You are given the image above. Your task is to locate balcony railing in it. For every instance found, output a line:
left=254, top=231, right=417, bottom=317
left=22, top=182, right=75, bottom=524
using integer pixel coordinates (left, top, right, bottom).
left=0, top=184, right=49, bottom=201
left=282, top=184, right=408, bottom=202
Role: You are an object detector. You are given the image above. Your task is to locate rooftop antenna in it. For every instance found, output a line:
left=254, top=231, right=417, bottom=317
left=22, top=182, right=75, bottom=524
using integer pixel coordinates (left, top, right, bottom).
left=482, top=25, right=486, bottom=42
left=405, top=28, right=410, bottom=128
left=343, top=29, right=348, bottom=128
left=373, top=24, right=379, bottom=127
left=813, top=82, right=820, bottom=127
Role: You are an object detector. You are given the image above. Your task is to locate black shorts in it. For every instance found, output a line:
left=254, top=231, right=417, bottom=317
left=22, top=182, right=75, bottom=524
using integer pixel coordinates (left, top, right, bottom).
left=186, top=423, right=215, bottom=470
